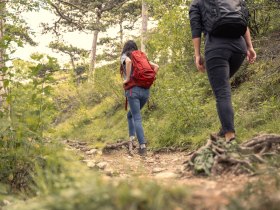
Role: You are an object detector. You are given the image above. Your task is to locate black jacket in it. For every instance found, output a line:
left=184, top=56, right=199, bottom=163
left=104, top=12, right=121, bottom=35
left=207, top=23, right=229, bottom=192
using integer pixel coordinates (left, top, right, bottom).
left=189, top=0, right=249, bottom=39
left=189, top=0, right=207, bottom=38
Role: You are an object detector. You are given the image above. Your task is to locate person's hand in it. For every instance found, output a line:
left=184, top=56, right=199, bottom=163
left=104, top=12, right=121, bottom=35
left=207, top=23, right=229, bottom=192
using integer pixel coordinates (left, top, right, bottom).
left=123, top=79, right=129, bottom=84
left=247, top=47, right=256, bottom=64
left=195, top=55, right=206, bottom=73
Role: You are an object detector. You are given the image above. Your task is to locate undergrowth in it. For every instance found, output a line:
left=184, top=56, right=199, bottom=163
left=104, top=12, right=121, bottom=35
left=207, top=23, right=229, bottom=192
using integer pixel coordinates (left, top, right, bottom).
left=0, top=125, right=72, bottom=198
left=228, top=171, right=280, bottom=210
left=5, top=176, right=190, bottom=210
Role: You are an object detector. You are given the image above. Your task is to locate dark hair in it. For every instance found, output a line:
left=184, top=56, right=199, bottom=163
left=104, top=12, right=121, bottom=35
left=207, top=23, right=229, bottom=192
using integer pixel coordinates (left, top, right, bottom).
left=121, top=40, right=138, bottom=56
left=120, top=40, right=138, bottom=76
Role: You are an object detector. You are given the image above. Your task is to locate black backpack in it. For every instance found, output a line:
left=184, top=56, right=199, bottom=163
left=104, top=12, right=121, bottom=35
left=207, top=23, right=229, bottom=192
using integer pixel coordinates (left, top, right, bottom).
left=204, top=0, right=249, bottom=38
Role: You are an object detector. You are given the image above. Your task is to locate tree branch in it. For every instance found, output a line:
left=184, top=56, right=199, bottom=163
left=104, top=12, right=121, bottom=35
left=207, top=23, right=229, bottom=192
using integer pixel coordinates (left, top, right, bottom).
left=48, top=1, right=84, bottom=30
left=57, top=0, right=88, bottom=13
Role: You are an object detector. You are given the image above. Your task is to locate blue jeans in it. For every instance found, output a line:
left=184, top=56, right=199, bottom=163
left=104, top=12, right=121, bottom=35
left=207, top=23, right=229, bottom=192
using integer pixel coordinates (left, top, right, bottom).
left=205, top=49, right=246, bottom=134
left=126, top=86, right=150, bottom=145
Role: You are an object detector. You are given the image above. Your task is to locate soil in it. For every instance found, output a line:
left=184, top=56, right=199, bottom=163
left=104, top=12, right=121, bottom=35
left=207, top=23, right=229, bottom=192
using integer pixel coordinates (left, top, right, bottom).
left=65, top=140, right=258, bottom=210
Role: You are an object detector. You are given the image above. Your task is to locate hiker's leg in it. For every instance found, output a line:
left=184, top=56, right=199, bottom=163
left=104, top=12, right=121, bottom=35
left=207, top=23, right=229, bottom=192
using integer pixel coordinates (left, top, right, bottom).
left=229, top=53, right=246, bottom=78
left=137, top=87, right=150, bottom=146
left=224, top=53, right=246, bottom=141
left=205, top=49, right=235, bottom=134
left=127, top=87, right=146, bottom=145
left=139, top=88, right=150, bottom=110
left=127, top=111, right=135, bottom=137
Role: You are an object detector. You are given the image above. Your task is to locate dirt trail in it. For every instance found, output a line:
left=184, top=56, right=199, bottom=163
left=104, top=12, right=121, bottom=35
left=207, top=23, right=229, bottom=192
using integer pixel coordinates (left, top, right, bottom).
left=65, top=140, right=257, bottom=209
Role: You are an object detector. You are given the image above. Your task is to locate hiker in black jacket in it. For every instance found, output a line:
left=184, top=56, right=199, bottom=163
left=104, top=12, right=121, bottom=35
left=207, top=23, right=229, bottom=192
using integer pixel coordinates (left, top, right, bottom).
left=189, top=0, right=257, bottom=142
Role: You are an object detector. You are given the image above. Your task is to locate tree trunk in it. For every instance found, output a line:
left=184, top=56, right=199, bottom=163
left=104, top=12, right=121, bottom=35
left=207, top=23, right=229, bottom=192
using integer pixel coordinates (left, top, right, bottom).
left=70, top=55, right=76, bottom=71
left=119, top=20, right=124, bottom=45
left=89, top=12, right=101, bottom=80
left=70, top=55, right=80, bottom=84
left=141, top=0, right=148, bottom=53
left=0, top=1, right=6, bottom=107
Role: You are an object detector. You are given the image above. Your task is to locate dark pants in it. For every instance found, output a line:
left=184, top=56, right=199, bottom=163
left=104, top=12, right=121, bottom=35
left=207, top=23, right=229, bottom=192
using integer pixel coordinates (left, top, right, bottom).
left=205, top=49, right=246, bottom=134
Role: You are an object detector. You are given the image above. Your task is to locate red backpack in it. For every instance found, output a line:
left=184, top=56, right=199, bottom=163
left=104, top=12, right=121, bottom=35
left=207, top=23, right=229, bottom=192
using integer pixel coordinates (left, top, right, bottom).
left=123, top=50, right=156, bottom=90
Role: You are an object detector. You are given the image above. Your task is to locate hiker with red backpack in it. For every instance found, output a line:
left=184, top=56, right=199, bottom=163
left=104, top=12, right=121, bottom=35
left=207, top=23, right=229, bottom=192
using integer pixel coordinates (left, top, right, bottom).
left=189, top=0, right=256, bottom=142
left=120, top=40, right=159, bottom=155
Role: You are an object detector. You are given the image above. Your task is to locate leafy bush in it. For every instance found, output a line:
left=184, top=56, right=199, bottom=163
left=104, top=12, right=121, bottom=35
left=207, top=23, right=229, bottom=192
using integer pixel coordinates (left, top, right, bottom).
left=0, top=56, right=72, bottom=195
left=0, top=125, right=67, bottom=194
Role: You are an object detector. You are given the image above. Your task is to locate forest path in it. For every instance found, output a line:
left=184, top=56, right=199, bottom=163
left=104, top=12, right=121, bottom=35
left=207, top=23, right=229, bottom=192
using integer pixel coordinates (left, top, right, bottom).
left=65, top=140, right=256, bottom=209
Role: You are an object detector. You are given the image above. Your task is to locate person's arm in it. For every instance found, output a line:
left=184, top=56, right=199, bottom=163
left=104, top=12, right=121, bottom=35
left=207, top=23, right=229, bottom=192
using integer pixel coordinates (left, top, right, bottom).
left=244, top=27, right=256, bottom=64
left=123, top=57, right=132, bottom=84
left=192, top=37, right=205, bottom=72
left=189, top=0, right=205, bottom=72
left=149, top=61, right=159, bottom=74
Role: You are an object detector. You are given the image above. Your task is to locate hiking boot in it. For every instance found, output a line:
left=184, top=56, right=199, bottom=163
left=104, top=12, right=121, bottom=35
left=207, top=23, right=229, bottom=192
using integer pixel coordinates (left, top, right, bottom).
left=217, top=129, right=225, bottom=137
left=138, top=147, right=147, bottom=156
left=210, top=129, right=225, bottom=141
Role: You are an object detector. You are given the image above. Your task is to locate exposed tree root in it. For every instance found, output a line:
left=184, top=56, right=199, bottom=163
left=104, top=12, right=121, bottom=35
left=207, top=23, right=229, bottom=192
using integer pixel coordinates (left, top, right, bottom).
left=185, top=134, right=280, bottom=176
left=65, top=140, right=90, bottom=152
left=152, top=146, right=189, bottom=154
left=102, top=140, right=140, bottom=155
left=102, top=140, right=189, bottom=154
left=106, top=141, right=129, bottom=149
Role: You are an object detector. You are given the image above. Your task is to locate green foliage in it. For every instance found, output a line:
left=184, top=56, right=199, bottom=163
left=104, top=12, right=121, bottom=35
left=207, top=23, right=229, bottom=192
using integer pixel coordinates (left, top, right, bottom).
left=146, top=63, right=212, bottom=145
left=6, top=178, right=190, bottom=210
left=0, top=54, right=69, bottom=195
left=0, top=125, right=66, bottom=194
left=10, top=55, right=59, bottom=136
left=232, top=30, right=280, bottom=137
left=0, top=0, right=72, bottom=197
left=52, top=95, right=127, bottom=143
left=0, top=0, right=42, bottom=56
left=189, top=140, right=243, bottom=176
left=0, top=126, right=35, bottom=192
left=94, top=62, right=123, bottom=102
left=49, top=60, right=126, bottom=142
left=46, top=0, right=132, bottom=33
left=49, top=41, right=89, bottom=77
left=5, top=24, right=37, bottom=47
left=49, top=42, right=88, bottom=58
left=247, top=0, right=280, bottom=36
left=31, top=144, right=75, bottom=195
left=97, top=0, right=141, bottom=60
left=192, top=148, right=214, bottom=175
left=147, top=0, right=192, bottom=63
